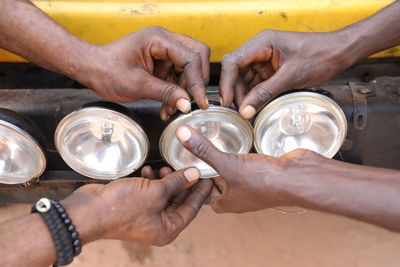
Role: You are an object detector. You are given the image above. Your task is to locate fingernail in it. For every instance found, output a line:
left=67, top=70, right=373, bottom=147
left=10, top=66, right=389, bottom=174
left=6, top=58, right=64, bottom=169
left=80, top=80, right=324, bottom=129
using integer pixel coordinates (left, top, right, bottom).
left=176, top=126, right=191, bottom=142
left=176, top=98, right=191, bottom=113
left=219, top=97, right=224, bottom=106
left=184, top=167, right=200, bottom=182
left=204, top=96, right=209, bottom=107
left=241, top=105, right=256, bottom=119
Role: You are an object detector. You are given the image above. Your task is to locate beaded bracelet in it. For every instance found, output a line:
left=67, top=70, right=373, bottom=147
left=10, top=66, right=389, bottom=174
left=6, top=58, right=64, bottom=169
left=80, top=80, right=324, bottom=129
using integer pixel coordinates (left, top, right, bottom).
left=32, top=198, right=82, bottom=266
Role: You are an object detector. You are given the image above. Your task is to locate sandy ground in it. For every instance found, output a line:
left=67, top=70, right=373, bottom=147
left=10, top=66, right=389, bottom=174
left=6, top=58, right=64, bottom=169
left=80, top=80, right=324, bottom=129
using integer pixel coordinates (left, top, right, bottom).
left=1, top=204, right=399, bottom=267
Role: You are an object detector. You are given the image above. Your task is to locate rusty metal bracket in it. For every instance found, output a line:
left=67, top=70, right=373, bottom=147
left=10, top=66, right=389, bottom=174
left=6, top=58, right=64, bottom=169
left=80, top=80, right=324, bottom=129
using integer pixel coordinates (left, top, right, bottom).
left=349, top=82, right=371, bottom=130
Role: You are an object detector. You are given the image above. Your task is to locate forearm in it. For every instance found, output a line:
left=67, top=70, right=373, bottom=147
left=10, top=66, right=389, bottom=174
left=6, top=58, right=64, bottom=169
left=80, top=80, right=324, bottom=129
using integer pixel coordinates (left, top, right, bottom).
left=0, top=0, right=98, bottom=83
left=339, top=0, right=400, bottom=64
left=0, top=191, right=104, bottom=267
left=286, top=157, right=400, bottom=231
left=0, top=213, right=56, bottom=267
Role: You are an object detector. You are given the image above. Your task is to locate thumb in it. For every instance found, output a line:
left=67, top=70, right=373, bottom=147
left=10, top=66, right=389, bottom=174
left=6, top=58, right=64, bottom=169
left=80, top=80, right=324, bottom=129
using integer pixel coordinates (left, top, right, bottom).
left=175, top=125, right=229, bottom=174
left=239, top=65, right=294, bottom=119
left=161, top=167, right=200, bottom=198
left=142, top=73, right=192, bottom=113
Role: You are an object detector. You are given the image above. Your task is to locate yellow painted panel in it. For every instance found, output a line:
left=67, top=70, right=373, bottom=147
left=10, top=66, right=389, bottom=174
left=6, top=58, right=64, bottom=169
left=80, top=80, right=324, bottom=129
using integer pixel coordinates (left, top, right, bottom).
left=0, top=0, right=397, bottom=63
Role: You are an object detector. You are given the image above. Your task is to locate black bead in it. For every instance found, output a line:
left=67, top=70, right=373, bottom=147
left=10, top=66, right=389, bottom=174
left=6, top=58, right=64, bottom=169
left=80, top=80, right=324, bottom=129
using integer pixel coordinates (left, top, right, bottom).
left=74, top=246, right=82, bottom=255
left=33, top=199, right=80, bottom=265
left=73, top=239, right=81, bottom=247
left=71, top=231, right=79, bottom=240
left=57, top=207, right=65, bottom=213
left=68, top=225, right=75, bottom=232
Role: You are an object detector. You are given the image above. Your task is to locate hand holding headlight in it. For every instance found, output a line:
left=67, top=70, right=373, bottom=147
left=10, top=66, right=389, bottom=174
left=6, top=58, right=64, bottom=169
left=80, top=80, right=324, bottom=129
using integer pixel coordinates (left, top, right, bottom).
left=175, top=125, right=323, bottom=214
left=219, top=30, right=358, bottom=120
left=79, top=26, right=210, bottom=120
left=61, top=167, right=212, bottom=246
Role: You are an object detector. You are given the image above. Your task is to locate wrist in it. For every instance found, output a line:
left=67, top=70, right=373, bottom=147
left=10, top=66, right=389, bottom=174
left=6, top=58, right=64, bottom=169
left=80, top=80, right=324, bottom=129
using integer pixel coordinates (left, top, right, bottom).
left=274, top=150, right=331, bottom=208
left=65, top=41, right=104, bottom=88
left=61, top=185, right=108, bottom=244
left=334, top=23, right=376, bottom=65
left=323, top=29, right=364, bottom=68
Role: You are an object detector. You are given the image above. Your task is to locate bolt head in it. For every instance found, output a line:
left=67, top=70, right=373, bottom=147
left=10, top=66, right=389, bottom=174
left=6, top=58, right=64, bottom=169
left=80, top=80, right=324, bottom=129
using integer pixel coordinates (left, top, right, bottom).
left=359, top=88, right=371, bottom=94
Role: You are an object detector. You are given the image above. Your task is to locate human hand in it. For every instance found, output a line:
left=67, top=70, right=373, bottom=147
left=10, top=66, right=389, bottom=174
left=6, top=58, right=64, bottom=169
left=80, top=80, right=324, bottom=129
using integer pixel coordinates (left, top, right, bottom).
left=219, top=30, right=357, bottom=119
left=76, top=26, right=210, bottom=120
left=61, top=167, right=212, bottom=246
left=141, top=165, right=200, bottom=210
left=175, top=125, right=325, bottom=213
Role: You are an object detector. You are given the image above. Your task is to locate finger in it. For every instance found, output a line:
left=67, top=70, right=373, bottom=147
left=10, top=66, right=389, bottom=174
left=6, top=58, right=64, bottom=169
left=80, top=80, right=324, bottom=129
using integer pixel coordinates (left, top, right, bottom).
left=159, top=166, right=173, bottom=177
left=152, top=36, right=208, bottom=110
left=219, top=54, right=238, bottom=107
left=234, top=76, right=247, bottom=108
left=204, top=185, right=221, bottom=205
left=173, top=33, right=211, bottom=85
left=175, top=125, right=228, bottom=170
left=154, top=60, right=174, bottom=80
left=239, top=65, right=294, bottom=119
left=160, top=104, right=176, bottom=121
left=248, top=73, right=263, bottom=89
left=175, top=72, right=186, bottom=90
left=166, top=189, right=191, bottom=212
left=169, top=179, right=213, bottom=229
left=141, top=73, right=192, bottom=113
left=241, top=66, right=256, bottom=83
left=141, top=165, right=157, bottom=179
left=160, top=104, right=170, bottom=121
left=214, top=176, right=229, bottom=195
left=161, top=167, right=200, bottom=198
left=252, top=61, right=275, bottom=80
left=204, top=178, right=223, bottom=205
left=220, top=41, right=272, bottom=107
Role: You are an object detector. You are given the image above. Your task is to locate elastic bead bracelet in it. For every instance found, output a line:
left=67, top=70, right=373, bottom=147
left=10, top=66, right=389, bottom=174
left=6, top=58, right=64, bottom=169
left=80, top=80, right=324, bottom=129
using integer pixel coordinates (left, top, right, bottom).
left=51, top=200, right=82, bottom=256
left=32, top=198, right=82, bottom=266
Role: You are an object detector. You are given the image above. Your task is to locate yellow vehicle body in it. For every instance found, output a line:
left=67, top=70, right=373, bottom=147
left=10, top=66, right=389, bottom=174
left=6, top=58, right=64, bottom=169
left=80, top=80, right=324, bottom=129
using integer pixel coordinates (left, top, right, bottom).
left=0, top=0, right=398, bottom=63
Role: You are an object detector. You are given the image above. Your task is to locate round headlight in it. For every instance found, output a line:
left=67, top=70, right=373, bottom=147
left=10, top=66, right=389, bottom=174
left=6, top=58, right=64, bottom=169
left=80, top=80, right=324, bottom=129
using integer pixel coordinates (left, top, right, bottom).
left=55, top=102, right=149, bottom=180
left=160, top=105, right=254, bottom=178
left=254, top=91, right=347, bottom=158
left=0, top=109, right=46, bottom=184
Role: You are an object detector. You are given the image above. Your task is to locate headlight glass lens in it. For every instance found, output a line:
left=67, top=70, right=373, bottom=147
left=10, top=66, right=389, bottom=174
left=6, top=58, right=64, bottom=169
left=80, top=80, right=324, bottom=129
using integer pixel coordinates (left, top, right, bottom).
left=0, top=120, right=46, bottom=184
left=254, top=92, right=347, bottom=158
left=55, top=106, right=149, bottom=180
left=160, top=106, right=254, bottom=178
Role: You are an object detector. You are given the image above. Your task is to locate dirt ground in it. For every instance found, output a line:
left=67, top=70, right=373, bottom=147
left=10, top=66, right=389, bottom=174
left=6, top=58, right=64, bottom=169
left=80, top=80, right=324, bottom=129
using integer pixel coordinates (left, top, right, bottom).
left=1, top=203, right=399, bottom=267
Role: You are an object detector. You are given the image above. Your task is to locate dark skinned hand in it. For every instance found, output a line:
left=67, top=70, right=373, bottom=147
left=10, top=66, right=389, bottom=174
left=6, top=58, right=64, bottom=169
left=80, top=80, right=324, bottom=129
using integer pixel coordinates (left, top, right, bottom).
left=61, top=167, right=212, bottom=246
left=219, top=30, right=357, bottom=119
left=175, top=125, right=322, bottom=213
left=141, top=165, right=197, bottom=210
left=79, top=26, right=210, bottom=120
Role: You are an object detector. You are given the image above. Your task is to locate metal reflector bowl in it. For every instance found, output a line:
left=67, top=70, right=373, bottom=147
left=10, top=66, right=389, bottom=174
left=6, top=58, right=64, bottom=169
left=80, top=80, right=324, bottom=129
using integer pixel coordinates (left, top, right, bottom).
left=254, top=92, right=347, bottom=158
left=55, top=102, right=149, bottom=180
left=160, top=105, right=254, bottom=178
left=0, top=109, right=46, bottom=184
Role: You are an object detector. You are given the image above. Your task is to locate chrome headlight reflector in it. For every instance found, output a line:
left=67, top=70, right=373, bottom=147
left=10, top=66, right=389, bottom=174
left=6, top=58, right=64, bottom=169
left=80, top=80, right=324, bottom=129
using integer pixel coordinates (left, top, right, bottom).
left=254, top=92, right=347, bottom=158
left=160, top=106, right=254, bottom=178
left=0, top=109, right=46, bottom=184
left=55, top=102, right=149, bottom=180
